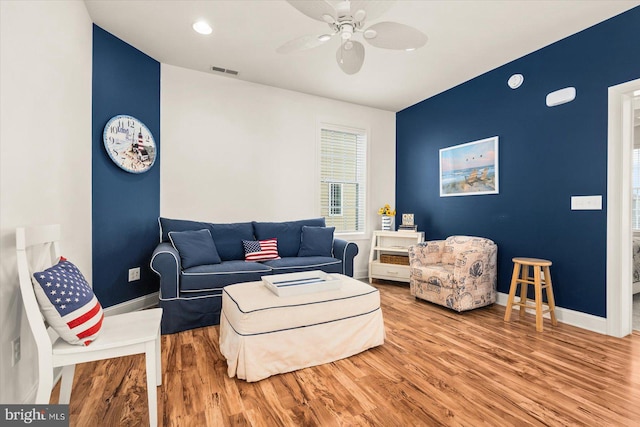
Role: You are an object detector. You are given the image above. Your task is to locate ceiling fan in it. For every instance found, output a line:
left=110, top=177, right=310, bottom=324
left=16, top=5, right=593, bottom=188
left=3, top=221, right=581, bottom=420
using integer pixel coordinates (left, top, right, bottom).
left=277, top=0, right=427, bottom=74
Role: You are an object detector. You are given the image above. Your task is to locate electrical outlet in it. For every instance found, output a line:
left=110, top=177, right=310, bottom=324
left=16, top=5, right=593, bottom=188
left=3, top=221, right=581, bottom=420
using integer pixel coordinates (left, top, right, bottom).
left=128, top=267, right=141, bottom=282
left=11, top=336, right=21, bottom=367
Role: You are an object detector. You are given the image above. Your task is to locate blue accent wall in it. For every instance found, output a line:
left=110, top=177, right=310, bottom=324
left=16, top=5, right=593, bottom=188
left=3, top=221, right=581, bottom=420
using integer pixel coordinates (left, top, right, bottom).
left=92, top=25, right=160, bottom=307
left=396, top=7, right=640, bottom=318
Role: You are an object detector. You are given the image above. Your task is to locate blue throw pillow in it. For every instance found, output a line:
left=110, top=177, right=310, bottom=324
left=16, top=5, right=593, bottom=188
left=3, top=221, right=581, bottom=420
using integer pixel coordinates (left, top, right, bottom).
left=253, top=218, right=326, bottom=257
left=298, top=226, right=335, bottom=257
left=168, top=229, right=221, bottom=269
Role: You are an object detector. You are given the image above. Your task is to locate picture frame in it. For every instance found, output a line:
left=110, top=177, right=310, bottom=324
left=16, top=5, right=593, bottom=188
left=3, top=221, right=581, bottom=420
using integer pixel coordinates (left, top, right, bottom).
left=439, top=136, right=499, bottom=197
left=401, top=213, right=414, bottom=226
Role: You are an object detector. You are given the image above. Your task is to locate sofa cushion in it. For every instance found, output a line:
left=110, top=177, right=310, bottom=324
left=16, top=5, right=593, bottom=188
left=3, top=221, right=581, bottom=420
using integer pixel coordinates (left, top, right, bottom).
left=243, top=238, right=281, bottom=261
left=159, top=217, right=211, bottom=242
left=180, top=261, right=271, bottom=292
left=298, top=226, right=335, bottom=257
left=209, top=222, right=255, bottom=261
left=159, top=217, right=254, bottom=261
left=261, top=256, right=342, bottom=275
left=253, top=218, right=326, bottom=258
left=169, top=229, right=221, bottom=269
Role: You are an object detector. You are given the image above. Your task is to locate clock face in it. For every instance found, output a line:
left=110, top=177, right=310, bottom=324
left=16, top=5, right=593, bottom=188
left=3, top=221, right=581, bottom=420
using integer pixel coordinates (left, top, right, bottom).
left=402, top=214, right=414, bottom=225
left=103, top=115, right=157, bottom=174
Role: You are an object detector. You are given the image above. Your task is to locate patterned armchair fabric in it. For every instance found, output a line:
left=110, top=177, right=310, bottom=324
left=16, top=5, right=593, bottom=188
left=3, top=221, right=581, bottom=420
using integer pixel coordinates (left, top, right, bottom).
left=408, top=236, right=497, bottom=312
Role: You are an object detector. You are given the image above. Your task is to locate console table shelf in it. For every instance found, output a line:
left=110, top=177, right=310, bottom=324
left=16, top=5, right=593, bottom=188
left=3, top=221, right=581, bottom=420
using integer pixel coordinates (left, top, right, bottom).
left=368, top=230, right=424, bottom=283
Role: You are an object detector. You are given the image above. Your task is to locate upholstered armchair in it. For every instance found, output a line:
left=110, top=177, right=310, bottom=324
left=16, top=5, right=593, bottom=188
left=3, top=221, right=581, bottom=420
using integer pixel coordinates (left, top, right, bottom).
left=407, top=236, right=497, bottom=312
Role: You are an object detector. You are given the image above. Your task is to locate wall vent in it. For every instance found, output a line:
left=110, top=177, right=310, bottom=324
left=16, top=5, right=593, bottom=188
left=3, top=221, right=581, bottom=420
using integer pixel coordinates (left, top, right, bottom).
left=211, top=66, right=239, bottom=76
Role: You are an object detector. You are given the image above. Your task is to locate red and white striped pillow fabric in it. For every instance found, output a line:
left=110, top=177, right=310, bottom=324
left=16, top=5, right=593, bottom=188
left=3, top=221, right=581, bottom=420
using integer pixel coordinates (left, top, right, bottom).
left=32, top=257, right=104, bottom=346
left=242, top=238, right=281, bottom=262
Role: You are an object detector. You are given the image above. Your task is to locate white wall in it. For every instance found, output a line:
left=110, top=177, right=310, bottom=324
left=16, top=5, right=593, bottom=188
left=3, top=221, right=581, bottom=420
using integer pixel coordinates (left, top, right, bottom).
left=161, top=64, right=396, bottom=277
left=0, top=1, right=92, bottom=403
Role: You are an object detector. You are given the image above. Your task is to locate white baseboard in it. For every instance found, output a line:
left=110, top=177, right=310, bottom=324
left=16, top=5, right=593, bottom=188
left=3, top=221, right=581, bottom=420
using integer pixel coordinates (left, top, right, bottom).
left=103, top=292, right=159, bottom=316
left=354, top=269, right=369, bottom=280
left=496, top=292, right=607, bottom=335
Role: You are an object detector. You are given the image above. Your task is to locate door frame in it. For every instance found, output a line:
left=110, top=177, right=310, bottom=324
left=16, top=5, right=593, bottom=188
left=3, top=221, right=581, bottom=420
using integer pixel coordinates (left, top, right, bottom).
left=606, top=78, right=640, bottom=337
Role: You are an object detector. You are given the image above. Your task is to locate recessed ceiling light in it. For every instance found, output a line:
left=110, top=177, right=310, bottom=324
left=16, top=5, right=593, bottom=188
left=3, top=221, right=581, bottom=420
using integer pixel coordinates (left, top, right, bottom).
left=192, top=20, right=212, bottom=35
left=508, top=74, right=524, bottom=89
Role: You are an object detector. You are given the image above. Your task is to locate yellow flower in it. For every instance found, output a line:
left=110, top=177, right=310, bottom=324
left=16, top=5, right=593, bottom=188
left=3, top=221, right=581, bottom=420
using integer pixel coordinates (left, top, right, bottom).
left=378, top=204, right=396, bottom=216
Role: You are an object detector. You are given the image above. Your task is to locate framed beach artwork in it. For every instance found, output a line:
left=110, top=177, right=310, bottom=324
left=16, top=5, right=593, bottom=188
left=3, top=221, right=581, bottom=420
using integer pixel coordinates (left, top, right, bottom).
left=439, top=136, right=499, bottom=197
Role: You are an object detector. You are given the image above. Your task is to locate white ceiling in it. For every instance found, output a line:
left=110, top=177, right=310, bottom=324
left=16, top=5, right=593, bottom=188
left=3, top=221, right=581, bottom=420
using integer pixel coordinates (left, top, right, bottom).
left=84, top=0, right=640, bottom=112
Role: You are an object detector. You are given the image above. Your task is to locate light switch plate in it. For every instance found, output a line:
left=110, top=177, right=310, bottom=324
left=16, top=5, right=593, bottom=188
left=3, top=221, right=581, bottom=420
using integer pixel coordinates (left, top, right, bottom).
left=571, top=195, right=602, bottom=210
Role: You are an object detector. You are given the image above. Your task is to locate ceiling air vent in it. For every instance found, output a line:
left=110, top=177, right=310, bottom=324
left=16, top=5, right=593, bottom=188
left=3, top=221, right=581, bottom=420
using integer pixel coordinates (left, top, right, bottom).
left=211, top=66, right=239, bottom=76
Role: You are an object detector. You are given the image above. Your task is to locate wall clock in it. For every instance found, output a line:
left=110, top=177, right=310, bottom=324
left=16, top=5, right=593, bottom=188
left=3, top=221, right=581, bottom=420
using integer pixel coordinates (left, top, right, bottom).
left=103, top=115, right=157, bottom=173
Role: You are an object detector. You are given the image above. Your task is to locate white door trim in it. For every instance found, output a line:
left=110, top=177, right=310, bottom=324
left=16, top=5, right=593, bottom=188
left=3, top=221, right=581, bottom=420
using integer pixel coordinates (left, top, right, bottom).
left=606, top=78, right=640, bottom=337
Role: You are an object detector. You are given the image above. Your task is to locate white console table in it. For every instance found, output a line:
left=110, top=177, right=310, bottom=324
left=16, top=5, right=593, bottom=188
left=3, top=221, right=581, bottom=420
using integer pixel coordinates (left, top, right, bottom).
left=368, top=230, right=424, bottom=283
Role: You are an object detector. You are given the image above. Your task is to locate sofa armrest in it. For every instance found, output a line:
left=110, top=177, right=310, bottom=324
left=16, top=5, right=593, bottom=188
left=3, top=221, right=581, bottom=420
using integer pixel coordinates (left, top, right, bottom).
left=150, top=242, right=181, bottom=299
left=333, top=238, right=359, bottom=277
left=408, top=240, right=445, bottom=267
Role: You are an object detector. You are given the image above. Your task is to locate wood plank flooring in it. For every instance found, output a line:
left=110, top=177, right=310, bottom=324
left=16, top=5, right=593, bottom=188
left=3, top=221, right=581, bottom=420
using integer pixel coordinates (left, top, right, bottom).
left=51, top=281, right=640, bottom=426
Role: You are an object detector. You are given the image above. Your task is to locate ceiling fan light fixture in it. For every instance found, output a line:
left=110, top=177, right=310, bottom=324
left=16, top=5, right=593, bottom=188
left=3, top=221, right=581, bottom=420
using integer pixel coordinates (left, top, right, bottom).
left=363, top=29, right=377, bottom=39
left=322, top=13, right=336, bottom=24
left=192, top=20, right=212, bottom=35
left=341, top=23, right=354, bottom=40
left=353, top=9, right=366, bottom=22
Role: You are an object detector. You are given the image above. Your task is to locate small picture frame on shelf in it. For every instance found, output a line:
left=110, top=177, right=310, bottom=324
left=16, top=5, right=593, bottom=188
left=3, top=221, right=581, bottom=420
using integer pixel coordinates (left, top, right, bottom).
left=401, top=213, right=414, bottom=226
left=399, top=213, right=417, bottom=232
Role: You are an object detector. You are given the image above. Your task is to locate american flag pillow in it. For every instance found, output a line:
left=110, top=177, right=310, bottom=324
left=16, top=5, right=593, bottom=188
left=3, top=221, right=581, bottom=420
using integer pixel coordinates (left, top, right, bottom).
left=32, top=257, right=104, bottom=346
left=243, top=238, right=281, bottom=262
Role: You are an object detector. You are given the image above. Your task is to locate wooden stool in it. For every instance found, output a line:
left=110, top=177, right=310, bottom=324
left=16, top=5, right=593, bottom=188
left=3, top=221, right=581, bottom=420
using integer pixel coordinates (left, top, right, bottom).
left=504, top=257, right=557, bottom=332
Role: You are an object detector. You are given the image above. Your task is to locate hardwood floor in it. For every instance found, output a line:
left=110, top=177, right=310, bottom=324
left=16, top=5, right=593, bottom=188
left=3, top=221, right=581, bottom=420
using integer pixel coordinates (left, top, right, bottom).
left=52, top=281, right=640, bottom=426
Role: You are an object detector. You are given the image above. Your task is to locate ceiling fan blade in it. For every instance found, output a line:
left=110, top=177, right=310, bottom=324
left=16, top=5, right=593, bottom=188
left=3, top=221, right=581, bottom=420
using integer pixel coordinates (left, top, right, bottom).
left=364, top=21, right=427, bottom=50
left=336, top=41, right=365, bottom=74
left=347, top=1, right=394, bottom=21
left=286, top=0, right=336, bottom=22
left=277, top=34, right=328, bottom=54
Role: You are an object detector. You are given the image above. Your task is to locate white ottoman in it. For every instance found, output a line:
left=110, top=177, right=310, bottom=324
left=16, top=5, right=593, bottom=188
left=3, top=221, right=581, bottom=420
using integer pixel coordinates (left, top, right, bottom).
left=219, top=274, right=385, bottom=382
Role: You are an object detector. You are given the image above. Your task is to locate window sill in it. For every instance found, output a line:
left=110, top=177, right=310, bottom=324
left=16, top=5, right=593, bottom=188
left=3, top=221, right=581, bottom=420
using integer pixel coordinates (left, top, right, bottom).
left=335, top=232, right=367, bottom=241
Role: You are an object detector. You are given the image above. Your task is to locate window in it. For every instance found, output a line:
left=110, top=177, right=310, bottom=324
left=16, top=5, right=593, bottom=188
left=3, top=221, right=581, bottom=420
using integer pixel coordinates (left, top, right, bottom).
left=320, top=125, right=366, bottom=233
left=329, top=183, right=343, bottom=216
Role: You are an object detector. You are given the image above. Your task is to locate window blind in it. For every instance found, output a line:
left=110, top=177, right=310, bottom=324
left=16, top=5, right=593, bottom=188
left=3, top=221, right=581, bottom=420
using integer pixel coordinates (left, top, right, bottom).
left=320, top=127, right=366, bottom=232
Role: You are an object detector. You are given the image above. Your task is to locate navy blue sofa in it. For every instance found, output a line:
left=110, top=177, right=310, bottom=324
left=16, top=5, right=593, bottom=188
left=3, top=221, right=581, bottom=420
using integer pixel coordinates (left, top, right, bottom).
left=150, top=217, right=359, bottom=334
